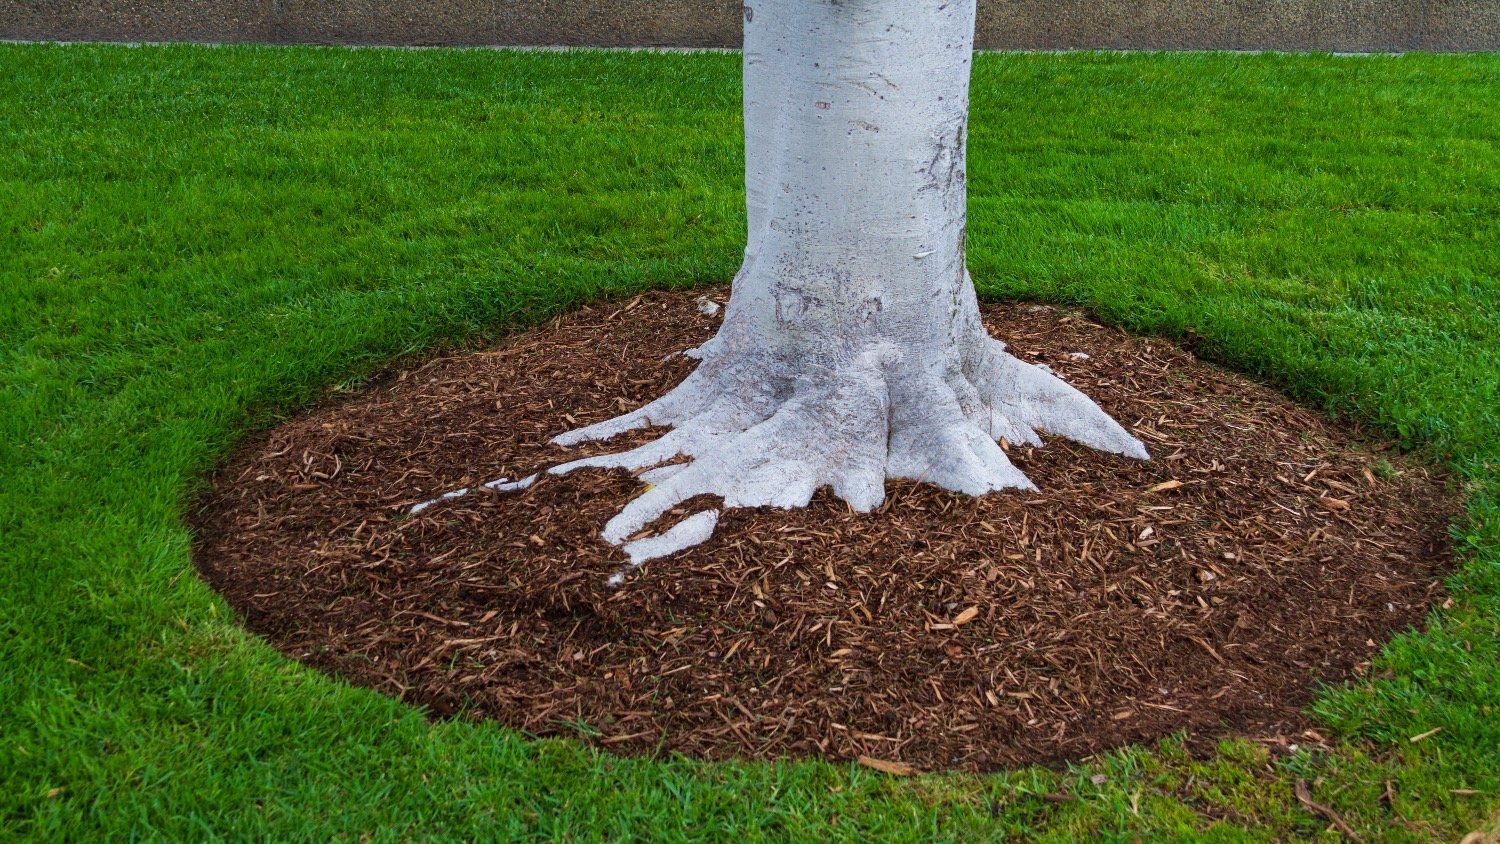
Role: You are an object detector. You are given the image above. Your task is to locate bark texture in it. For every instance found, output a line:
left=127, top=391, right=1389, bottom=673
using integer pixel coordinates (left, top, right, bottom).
left=554, top=0, right=1147, bottom=564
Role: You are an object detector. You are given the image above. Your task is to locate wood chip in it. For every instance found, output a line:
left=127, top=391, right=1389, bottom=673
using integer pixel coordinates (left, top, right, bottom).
left=857, top=756, right=916, bottom=776
left=1294, top=779, right=1363, bottom=843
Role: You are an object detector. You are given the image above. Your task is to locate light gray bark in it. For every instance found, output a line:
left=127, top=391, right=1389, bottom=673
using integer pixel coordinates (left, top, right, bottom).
left=553, top=0, right=1147, bottom=564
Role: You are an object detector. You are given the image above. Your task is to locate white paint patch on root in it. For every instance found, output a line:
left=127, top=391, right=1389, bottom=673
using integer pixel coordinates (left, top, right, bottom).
left=407, top=473, right=539, bottom=516
left=962, top=338, right=1151, bottom=462
left=486, top=473, right=538, bottom=493
left=409, top=488, right=469, bottom=515
left=608, top=509, right=721, bottom=587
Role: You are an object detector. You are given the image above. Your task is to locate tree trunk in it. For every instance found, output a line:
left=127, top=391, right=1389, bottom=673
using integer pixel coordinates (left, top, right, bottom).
left=554, top=0, right=1147, bottom=564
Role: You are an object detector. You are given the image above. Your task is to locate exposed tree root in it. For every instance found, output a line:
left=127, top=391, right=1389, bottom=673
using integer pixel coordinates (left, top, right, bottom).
left=552, top=324, right=1148, bottom=568
left=408, top=473, right=536, bottom=515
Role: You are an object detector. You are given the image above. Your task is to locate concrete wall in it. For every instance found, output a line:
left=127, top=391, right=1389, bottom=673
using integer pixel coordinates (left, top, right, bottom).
left=3, top=0, right=1496, bottom=51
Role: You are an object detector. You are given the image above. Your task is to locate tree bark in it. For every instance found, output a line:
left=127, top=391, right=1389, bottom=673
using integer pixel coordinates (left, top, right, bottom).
left=553, top=0, right=1147, bottom=564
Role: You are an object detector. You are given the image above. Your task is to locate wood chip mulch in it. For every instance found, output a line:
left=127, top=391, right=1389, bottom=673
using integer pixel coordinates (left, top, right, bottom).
left=191, top=288, right=1455, bottom=772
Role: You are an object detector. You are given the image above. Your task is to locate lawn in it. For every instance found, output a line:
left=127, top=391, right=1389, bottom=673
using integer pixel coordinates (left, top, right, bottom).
left=1, top=42, right=1497, bottom=841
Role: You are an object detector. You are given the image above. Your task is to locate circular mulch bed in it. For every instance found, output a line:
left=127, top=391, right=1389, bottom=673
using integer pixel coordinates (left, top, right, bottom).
left=192, top=289, right=1454, bottom=772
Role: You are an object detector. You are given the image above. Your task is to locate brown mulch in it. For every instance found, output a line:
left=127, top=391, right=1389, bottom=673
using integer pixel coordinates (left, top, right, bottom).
left=191, top=288, right=1455, bottom=772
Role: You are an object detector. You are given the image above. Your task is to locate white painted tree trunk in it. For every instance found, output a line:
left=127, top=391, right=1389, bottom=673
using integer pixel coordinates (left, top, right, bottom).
left=553, top=0, right=1147, bottom=565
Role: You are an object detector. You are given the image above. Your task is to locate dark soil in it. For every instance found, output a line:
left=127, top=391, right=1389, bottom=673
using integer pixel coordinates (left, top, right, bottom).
left=191, top=289, right=1454, bottom=772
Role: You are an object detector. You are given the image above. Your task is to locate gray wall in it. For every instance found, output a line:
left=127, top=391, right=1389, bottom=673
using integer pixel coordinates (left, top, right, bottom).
left=3, top=0, right=1497, bottom=51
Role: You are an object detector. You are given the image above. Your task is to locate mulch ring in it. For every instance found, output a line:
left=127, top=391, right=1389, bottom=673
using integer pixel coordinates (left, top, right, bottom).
left=192, top=288, right=1455, bottom=773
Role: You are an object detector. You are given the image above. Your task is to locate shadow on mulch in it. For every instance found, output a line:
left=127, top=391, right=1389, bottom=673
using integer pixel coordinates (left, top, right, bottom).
left=191, top=289, right=1455, bottom=773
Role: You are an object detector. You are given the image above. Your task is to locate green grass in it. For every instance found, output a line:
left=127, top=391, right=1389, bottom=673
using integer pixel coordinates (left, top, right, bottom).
left=1, top=42, right=1497, bottom=841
